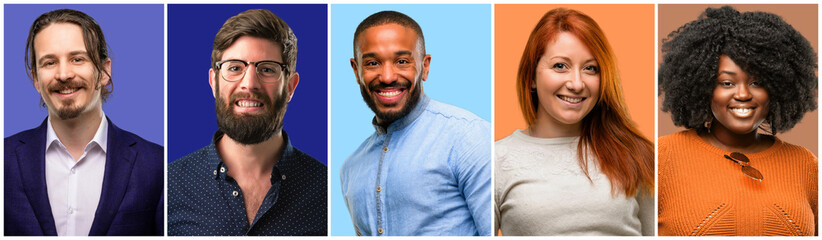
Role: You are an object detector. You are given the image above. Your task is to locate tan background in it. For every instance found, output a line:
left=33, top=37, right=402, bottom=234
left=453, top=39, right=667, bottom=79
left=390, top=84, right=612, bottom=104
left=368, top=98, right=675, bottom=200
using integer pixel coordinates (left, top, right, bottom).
left=658, top=4, right=818, bottom=155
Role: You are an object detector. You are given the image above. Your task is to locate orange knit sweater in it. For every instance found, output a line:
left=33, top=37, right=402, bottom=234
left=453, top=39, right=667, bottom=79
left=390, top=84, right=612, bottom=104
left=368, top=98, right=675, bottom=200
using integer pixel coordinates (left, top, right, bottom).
left=658, top=130, right=817, bottom=236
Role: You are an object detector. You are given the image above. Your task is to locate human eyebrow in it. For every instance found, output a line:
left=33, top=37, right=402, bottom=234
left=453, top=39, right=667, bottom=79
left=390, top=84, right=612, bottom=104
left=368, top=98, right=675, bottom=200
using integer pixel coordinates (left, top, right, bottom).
left=583, top=58, right=598, bottom=65
left=69, top=51, right=89, bottom=56
left=717, top=70, right=737, bottom=76
left=549, top=56, right=571, bottom=62
left=37, top=54, right=57, bottom=63
left=361, top=53, right=378, bottom=59
left=395, top=50, right=413, bottom=57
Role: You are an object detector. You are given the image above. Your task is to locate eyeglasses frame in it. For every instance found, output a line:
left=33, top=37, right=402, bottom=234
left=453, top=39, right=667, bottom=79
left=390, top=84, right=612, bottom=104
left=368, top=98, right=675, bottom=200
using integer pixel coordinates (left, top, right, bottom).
left=215, top=59, right=289, bottom=83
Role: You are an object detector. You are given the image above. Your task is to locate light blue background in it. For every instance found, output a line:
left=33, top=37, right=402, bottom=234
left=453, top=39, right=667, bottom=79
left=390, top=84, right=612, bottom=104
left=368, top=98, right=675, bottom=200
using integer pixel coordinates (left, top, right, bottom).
left=329, top=4, right=492, bottom=236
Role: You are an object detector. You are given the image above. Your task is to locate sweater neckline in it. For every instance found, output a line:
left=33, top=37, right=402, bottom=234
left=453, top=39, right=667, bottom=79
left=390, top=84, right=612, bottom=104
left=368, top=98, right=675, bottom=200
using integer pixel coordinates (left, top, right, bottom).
left=684, top=129, right=785, bottom=159
left=512, top=129, right=579, bottom=145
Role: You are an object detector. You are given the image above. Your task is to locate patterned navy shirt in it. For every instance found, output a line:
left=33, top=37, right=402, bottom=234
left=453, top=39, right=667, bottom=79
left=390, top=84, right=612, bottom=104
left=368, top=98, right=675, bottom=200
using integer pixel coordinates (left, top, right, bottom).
left=168, top=130, right=327, bottom=236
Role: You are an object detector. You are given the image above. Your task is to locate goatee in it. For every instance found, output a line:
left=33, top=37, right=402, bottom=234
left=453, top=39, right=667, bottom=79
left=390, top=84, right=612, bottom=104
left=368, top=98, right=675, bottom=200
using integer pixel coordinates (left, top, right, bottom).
left=47, top=79, right=91, bottom=120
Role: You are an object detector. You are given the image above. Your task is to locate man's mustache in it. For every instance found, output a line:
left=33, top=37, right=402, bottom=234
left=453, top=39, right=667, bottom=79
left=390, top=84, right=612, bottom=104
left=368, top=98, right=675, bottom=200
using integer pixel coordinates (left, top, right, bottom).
left=368, top=80, right=412, bottom=92
left=48, top=80, right=89, bottom=92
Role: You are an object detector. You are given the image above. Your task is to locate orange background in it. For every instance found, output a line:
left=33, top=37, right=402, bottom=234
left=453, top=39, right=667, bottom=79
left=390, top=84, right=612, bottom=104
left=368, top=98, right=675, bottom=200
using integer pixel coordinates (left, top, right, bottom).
left=658, top=4, right=818, bottom=155
left=495, top=4, right=656, bottom=141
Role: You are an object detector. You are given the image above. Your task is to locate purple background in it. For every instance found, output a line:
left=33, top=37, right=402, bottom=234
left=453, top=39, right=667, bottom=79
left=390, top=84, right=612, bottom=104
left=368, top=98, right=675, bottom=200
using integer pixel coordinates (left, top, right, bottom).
left=167, top=4, right=328, bottom=164
left=4, top=4, right=165, bottom=146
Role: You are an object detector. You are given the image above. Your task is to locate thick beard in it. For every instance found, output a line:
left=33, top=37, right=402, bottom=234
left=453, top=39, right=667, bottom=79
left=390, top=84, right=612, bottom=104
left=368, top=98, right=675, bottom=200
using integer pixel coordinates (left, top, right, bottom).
left=359, top=72, right=422, bottom=126
left=47, top=79, right=91, bottom=120
left=215, top=85, right=288, bottom=145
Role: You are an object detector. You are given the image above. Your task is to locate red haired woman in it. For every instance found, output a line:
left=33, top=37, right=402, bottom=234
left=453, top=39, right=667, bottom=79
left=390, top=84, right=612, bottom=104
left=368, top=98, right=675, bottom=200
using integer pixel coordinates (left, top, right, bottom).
left=494, top=8, right=654, bottom=236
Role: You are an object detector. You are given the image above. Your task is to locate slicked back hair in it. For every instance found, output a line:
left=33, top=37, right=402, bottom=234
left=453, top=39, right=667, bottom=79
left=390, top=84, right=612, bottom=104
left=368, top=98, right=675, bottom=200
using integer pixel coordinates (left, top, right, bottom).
left=25, top=9, right=113, bottom=103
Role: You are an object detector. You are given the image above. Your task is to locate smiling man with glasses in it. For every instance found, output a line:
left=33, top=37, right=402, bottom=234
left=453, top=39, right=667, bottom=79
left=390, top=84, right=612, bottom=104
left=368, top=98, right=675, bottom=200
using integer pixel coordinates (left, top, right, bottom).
left=167, top=9, right=327, bottom=236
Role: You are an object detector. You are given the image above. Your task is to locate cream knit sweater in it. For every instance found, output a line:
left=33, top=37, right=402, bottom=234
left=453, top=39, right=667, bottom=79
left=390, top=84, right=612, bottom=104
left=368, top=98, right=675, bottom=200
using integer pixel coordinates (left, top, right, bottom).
left=494, top=130, right=654, bottom=236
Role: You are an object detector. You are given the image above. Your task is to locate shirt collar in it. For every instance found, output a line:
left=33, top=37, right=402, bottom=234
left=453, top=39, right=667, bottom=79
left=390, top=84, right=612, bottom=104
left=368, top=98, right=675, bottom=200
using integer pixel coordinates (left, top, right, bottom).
left=372, top=93, right=430, bottom=134
left=46, top=113, right=109, bottom=154
left=208, top=129, right=297, bottom=181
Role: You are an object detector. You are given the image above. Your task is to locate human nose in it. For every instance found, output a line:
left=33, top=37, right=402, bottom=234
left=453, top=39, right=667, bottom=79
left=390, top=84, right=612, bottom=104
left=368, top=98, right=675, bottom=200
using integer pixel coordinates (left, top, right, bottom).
left=377, top=64, right=398, bottom=83
left=734, top=84, right=752, bottom=101
left=55, top=61, right=75, bottom=81
left=237, top=65, right=261, bottom=91
left=565, top=70, right=584, bottom=93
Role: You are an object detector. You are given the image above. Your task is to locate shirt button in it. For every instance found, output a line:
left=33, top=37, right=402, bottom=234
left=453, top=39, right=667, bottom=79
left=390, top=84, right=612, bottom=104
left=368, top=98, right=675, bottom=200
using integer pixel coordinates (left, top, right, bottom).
left=70, top=169, right=76, bottom=174
left=220, top=167, right=226, bottom=173
left=376, top=186, right=382, bottom=192
left=378, top=228, right=383, bottom=234
left=232, top=191, right=239, bottom=197
left=383, top=147, right=388, bottom=152
left=213, top=170, right=218, bottom=175
left=281, top=175, right=286, bottom=180
left=68, top=207, right=74, bottom=214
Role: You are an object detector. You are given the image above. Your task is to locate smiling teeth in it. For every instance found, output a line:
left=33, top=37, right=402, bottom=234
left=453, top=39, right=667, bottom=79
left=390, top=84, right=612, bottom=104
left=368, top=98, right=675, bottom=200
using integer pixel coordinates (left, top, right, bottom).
left=731, top=108, right=752, bottom=114
left=59, top=88, right=78, bottom=94
left=559, top=96, right=583, bottom=103
left=237, top=101, right=261, bottom=107
left=377, top=90, right=401, bottom=97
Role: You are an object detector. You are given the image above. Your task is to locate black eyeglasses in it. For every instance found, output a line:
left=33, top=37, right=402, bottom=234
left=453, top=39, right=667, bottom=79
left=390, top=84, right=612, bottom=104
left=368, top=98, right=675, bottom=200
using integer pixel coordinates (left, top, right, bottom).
left=724, top=152, right=764, bottom=182
left=215, top=59, right=287, bottom=83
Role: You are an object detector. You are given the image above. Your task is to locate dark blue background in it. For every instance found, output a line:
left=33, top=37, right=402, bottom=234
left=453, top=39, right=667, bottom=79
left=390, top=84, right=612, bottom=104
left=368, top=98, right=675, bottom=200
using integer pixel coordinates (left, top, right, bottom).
left=4, top=4, right=165, bottom=146
left=168, top=4, right=328, bottom=164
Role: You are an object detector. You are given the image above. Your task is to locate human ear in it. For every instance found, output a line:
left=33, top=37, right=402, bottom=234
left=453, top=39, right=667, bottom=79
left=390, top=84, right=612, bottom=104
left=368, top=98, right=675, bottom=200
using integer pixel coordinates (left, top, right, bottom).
left=209, top=68, right=217, bottom=98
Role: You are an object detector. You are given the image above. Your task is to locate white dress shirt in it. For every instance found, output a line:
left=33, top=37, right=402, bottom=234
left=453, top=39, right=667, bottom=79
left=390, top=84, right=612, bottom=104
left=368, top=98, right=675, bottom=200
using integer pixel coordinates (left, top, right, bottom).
left=45, top=115, right=108, bottom=236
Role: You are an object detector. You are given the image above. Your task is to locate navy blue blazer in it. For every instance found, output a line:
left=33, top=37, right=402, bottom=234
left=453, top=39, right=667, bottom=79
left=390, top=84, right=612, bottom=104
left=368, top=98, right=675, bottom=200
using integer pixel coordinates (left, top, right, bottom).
left=4, top=117, right=164, bottom=236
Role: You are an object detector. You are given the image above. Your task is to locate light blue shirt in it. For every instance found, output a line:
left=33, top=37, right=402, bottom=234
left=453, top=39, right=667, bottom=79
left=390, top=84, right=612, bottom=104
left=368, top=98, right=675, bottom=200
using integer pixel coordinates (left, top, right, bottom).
left=340, top=94, right=492, bottom=236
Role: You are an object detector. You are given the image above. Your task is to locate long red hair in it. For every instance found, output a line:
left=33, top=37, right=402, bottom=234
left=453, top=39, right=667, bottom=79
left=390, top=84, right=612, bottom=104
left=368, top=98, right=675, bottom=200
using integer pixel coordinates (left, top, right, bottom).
left=516, top=8, right=654, bottom=197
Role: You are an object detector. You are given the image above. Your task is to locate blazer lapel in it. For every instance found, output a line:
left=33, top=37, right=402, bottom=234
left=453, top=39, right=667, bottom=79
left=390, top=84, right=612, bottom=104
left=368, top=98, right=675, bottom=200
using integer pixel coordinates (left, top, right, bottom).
left=88, top=119, right=137, bottom=236
left=15, top=118, right=58, bottom=235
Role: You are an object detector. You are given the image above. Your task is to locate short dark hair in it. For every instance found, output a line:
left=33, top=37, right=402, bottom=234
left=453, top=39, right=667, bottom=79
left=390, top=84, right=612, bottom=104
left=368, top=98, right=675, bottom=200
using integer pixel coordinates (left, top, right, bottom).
left=212, top=9, right=297, bottom=74
left=659, top=6, right=818, bottom=134
left=25, top=9, right=113, bottom=103
left=352, top=10, right=425, bottom=61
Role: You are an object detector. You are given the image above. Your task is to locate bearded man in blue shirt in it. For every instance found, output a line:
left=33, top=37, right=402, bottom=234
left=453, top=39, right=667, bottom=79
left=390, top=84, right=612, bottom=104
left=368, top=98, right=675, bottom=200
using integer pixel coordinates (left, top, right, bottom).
left=340, top=10, right=492, bottom=236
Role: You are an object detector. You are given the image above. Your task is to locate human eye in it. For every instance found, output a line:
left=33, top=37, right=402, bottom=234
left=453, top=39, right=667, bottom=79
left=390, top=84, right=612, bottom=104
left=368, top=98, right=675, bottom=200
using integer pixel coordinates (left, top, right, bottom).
left=552, top=63, right=568, bottom=72
left=227, top=65, right=242, bottom=72
left=258, top=63, right=281, bottom=76
left=70, top=56, right=86, bottom=64
left=583, top=65, right=599, bottom=74
left=396, top=58, right=414, bottom=69
left=40, top=60, right=56, bottom=68
left=222, top=61, right=244, bottom=72
left=362, top=60, right=380, bottom=70
left=718, top=81, right=734, bottom=87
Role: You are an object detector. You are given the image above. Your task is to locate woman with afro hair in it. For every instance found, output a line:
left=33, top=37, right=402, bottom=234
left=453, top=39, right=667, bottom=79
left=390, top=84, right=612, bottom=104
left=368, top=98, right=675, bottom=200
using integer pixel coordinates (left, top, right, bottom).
left=658, top=6, right=818, bottom=236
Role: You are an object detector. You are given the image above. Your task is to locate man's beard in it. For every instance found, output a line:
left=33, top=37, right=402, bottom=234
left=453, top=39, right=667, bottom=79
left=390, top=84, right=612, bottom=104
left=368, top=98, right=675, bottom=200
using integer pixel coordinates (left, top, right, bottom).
left=359, top=72, right=422, bottom=125
left=215, top=86, right=288, bottom=145
left=46, top=79, right=92, bottom=120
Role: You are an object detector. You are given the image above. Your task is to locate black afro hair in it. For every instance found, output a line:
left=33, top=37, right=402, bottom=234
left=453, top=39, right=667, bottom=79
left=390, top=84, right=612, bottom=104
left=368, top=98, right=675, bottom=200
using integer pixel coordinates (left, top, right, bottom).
left=659, top=6, right=817, bottom=134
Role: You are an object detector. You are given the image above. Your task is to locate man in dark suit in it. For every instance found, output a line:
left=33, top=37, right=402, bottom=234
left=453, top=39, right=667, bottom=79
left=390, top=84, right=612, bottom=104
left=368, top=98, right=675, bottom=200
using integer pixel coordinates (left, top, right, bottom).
left=4, top=9, right=163, bottom=236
